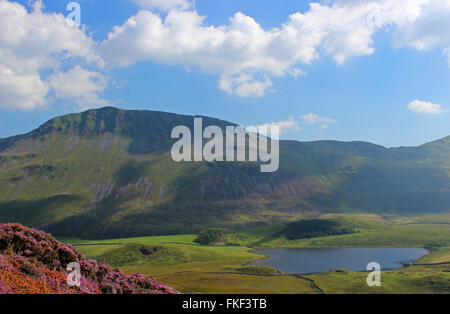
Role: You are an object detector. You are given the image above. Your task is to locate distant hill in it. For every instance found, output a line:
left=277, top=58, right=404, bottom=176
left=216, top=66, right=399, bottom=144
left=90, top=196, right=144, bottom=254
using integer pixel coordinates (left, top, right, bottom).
left=0, top=107, right=448, bottom=238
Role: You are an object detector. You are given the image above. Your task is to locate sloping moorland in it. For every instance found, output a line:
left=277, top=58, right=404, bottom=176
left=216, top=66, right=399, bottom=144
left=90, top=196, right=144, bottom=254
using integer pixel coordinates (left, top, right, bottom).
left=63, top=212, right=450, bottom=294
left=0, top=107, right=448, bottom=294
left=0, top=107, right=448, bottom=239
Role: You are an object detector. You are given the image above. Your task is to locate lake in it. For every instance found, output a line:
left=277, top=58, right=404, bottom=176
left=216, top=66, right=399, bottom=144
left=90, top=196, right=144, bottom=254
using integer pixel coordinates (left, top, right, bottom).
left=250, top=248, right=428, bottom=274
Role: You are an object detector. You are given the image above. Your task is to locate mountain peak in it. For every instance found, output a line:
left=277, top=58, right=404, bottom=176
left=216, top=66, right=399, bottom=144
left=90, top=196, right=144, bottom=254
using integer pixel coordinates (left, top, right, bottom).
left=0, top=107, right=448, bottom=238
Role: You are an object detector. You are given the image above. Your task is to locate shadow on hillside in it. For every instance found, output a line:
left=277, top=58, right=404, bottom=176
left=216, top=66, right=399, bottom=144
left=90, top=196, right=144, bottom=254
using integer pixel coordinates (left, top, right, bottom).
left=0, top=194, right=81, bottom=226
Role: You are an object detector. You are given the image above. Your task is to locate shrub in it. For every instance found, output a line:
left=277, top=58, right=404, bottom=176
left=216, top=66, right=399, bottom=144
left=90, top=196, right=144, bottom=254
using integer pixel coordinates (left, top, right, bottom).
left=193, top=228, right=231, bottom=245
left=282, top=219, right=354, bottom=240
left=0, top=223, right=179, bottom=294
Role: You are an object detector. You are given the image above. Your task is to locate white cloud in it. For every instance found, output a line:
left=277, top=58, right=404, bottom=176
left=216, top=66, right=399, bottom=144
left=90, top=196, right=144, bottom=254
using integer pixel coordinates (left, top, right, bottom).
left=131, top=0, right=192, bottom=11
left=288, top=68, right=306, bottom=79
left=300, top=113, right=320, bottom=124
left=0, top=0, right=103, bottom=110
left=300, top=113, right=337, bottom=125
left=394, top=0, right=450, bottom=54
left=48, top=66, right=109, bottom=110
left=256, top=113, right=338, bottom=135
left=256, top=118, right=301, bottom=135
left=102, top=3, right=381, bottom=71
left=347, top=0, right=450, bottom=65
left=3, top=0, right=450, bottom=107
left=218, top=73, right=272, bottom=97
left=408, top=99, right=447, bottom=114
left=0, top=0, right=101, bottom=68
left=104, top=0, right=450, bottom=96
left=0, top=63, right=48, bottom=110
left=100, top=3, right=389, bottom=97
left=445, top=48, right=450, bottom=65
left=389, top=0, right=450, bottom=66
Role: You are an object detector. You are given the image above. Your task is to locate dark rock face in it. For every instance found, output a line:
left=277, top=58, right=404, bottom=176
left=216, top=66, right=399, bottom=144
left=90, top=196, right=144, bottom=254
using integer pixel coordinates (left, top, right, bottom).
left=0, top=107, right=448, bottom=238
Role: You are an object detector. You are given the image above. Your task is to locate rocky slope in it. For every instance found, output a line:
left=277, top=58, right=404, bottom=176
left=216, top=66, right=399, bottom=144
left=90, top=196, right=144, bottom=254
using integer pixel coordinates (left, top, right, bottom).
left=0, top=107, right=448, bottom=238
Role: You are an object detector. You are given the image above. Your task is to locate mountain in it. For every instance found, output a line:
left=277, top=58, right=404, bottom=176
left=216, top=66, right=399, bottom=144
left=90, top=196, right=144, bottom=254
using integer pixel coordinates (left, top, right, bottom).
left=0, top=107, right=448, bottom=238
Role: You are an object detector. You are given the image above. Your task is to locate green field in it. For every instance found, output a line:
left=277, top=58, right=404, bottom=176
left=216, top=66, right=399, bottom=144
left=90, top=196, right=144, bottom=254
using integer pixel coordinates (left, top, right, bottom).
left=66, top=213, right=450, bottom=294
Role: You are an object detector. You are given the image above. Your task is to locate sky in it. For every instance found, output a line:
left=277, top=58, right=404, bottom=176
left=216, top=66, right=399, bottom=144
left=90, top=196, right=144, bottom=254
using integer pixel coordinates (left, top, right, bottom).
left=0, top=0, right=449, bottom=147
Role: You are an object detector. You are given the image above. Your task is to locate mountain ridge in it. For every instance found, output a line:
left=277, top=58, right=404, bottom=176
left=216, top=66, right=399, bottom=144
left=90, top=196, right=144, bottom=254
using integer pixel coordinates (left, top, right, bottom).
left=2, top=106, right=447, bottom=150
left=0, top=107, right=448, bottom=239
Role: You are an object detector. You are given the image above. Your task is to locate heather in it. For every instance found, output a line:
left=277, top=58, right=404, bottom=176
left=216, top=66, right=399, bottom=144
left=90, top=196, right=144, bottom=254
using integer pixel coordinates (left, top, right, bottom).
left=0, top=223, right=179, bottom=294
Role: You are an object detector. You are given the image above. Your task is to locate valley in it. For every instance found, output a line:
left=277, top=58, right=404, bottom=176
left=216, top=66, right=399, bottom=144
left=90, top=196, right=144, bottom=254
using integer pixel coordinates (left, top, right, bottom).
left=0, top=107, right=448, bottom=294
left=1, top=0, right=449, bottom=298
left=63, top=213, right=450, bottom=294
left=0, top=107, right=449, bottom=239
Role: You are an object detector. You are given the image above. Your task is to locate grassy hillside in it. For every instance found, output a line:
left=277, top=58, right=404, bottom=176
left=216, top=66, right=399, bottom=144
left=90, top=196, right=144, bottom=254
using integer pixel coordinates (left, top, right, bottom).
left=0, top=107, right=448, bottom=238
left=67, top=213, right=450, bottom=294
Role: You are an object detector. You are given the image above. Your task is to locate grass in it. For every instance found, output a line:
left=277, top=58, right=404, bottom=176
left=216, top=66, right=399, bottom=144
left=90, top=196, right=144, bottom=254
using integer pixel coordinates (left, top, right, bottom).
left=67, top=213, right=450, bottom=294
left=68, top=233, right=323, bottom=294
left=418, top=247, right=450, bottom=264
left=94, top=244, right=261, bottom=275
left=61, top=234, right=197, bottom=246
left=156, top=273, right=319, bottom=294
left=310, top=248, right=450, bottom=294
left=258, top=224, right=450, bottom=248
left=222, top=266, right=282, bottom=276
left=1, top=107, right=448, bottom=239
left=310, top=264, right=450, bottom=294
left=73, top=239, right=322, bottom=294
left=238, top=213, right=450, bottom=249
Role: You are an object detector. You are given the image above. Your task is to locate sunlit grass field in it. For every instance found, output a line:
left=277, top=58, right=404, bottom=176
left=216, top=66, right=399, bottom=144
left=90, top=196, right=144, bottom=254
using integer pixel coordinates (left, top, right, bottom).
left=65, top=213, right=450, bottom=294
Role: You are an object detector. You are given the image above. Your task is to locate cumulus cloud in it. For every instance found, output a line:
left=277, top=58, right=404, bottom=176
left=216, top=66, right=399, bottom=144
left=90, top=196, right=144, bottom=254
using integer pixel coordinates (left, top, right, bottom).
left=394, top=0, right=450, bottom=55
left=256, top=113, right=337, bottom=135
left=300, top=113, right=337, bottom=126
left=218, top=73, right=273, bottom=98
left=408, top=99, right=447, bottom=114
left=48, top=66, right=109, bottom=110
left=130, top=0, right=192, bottom=11
left=100, top=0, right=450, bottom=97
left=3, top=0, right=450, bottom=107
left=0, top=63, right=48, bottom=110
left=348, top=0, right=450, bottom=66
left=256, top=118, right=301, bottom=135
left=288, top=68, right=306, bottom=79
left=104, top=3, right=383, bottom=69
left=0, top=0, right=103, bottom=110
left=100, top=3, right=389, bottom=97
left=0, top=1, right=100, bottom=65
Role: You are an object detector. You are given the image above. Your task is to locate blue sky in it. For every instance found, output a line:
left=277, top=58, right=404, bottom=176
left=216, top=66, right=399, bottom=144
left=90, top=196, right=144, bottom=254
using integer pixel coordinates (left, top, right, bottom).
left=0, top=0, right=449, bottom=147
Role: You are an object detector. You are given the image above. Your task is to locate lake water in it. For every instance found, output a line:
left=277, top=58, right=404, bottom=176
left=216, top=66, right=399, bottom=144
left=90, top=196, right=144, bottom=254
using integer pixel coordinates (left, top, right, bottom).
left=250, top=248, right=428, bottom=274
